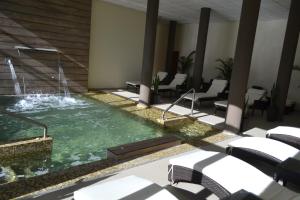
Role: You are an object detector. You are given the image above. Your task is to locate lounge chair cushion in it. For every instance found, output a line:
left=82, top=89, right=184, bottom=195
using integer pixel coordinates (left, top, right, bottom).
left=157, top=71, right=168, bottom=81
left=74, top=175, right=178, bottom=200
left=183, top=79, right=227, bottom=101
left=169, top=73, right=187, bottom=87
left=158, top=73, right=187, bottom=91
left=267, top=126, right=300, bottom=139
left=126, top=81, right=141, bottom=87
left=245, top=88, right=266, bottom=106
left=157, top=85, right=176, bottom=90
left=126, top=72, right=167, bottom=88
left=206, top=79, right=228, bottom=96
left=184, top=92, right=218, bottom=101
left=228, top=137, right=299, bottom=162
left=214, top=100, right=228, bottom=108
left=169, top=150, right=298, bottom=199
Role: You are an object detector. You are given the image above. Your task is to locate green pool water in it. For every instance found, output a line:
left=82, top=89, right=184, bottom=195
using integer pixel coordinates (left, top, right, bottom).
left=0, top=94, right=172, bottom=183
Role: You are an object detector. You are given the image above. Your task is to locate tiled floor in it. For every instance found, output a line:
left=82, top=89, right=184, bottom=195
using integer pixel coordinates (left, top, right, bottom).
left=22, top=128, right=281, bottom=200
left=22, top=128, right=300, bottom=200
left=21, top=135, right=238, bottom=200
left=113, top=89, right=300, bottom=131
left=20, top=90, right=300, bottom=200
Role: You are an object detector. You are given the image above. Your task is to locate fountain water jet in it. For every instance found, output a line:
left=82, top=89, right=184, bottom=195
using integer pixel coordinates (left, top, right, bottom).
left=6, top=58, right=22, bottom=95
left=58, top=62, right=70, bottom=97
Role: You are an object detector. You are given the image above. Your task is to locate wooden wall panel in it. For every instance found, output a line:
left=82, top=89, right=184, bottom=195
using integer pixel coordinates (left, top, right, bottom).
left=0, top=0, right=91, bottom=95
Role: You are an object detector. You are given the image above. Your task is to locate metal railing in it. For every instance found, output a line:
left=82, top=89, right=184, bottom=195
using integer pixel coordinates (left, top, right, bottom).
left=15, top=45, right=60, bottom=53
left=161, top=88, right=196, bottom=120
left=0, top=110, right=48, bottom=138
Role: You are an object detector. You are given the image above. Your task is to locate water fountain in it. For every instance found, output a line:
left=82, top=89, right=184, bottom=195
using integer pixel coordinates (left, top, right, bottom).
left=14, top=46, right=71, bottom=97
left=6, top=58, right=22, bottom=96
left=58, top=62, right=70, bottom=98
left=5, top=46, right=86, bottom=113
left=22, top=76, right=26, bottom=95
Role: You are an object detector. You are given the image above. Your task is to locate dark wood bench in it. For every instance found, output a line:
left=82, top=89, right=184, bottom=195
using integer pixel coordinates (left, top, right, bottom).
left=107, top=135, right=182, bottom=160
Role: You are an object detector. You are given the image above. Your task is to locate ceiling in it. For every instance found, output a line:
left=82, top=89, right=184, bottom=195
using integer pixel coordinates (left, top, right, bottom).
left=102, top=0, right=291, bottom=23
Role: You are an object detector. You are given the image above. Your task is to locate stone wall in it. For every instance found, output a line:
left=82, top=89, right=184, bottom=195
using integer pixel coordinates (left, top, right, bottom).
left=0, top=137, right=52, bottom=158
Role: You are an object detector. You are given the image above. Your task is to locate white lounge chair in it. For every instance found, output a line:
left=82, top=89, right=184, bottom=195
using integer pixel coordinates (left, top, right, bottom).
left=214, top=87, right=267, bottom=114
left=227, top=137, right=300, bottom=166
left=168, top=150, right=299, bottom=199
left=74, top=175, right=178, bottom=200
left=126, top=71, right=168, bottom=89
left=267, top=126, right=300, bottom=149
left=156, top=73, right=187, bottom=91
left=245, top=88, right=267, bottom=106
left=183, top=79, right=228, bottom=102
left=227, top=137, right=300, bottom=186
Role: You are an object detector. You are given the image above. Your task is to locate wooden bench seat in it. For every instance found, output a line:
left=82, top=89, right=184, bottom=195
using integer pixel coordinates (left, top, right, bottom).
left=107, top=135, right=182, bottom=160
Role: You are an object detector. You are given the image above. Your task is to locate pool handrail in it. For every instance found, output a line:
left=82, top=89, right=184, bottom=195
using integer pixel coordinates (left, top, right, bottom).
left=0, top=109, right=48, bottom=138
left=161, top=88, right=195, bottom=121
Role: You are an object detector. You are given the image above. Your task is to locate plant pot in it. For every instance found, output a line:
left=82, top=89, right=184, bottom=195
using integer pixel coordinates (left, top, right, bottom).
left=151, top=93, right=160, bottom=104
left=266, top=106, right=278, bottom=122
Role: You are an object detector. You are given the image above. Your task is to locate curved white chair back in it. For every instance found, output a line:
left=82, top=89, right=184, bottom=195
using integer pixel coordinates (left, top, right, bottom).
left=157, top=71, right=168, bottom=81
left=169, top=73, right=187, bottom=87
left=229, top=137, right=299, bottom=162
left=246, top=88, right=266, bottom=106
left=267, top=126, right=300, bottom=138
left=206, top=79, right=228, bottom=95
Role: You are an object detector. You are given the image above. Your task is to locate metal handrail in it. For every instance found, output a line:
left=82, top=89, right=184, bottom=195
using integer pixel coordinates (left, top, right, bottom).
left=161, top=88, right=196, bottom=120
left=15, top=46, right=60, bottom=53
left=0, top=110, right=48, bottom=138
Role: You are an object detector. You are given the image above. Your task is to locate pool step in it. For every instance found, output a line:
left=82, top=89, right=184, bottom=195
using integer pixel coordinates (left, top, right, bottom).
left=157, top=116, right=190, bottom=127
left=107, top=136, right=182, bottom=160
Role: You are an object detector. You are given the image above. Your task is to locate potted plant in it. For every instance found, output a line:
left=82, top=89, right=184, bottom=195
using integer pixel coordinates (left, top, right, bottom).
left=178, top=51, right=195, bottom=89
left=151, top=75, right=160, bottom=104
left=267, top=84, right=279, bottom=122
left=178, top=51, right=196, bottom=74
left=215, top=58, right=234, bottom=82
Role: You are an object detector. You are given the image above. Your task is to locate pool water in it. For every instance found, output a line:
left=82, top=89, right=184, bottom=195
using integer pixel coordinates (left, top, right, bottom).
left=0, top=94, right=172, bottom=183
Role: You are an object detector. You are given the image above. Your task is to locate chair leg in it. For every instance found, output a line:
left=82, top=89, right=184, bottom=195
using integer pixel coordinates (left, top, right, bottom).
left=282, top=180, right=287, bottom=187
left=273, top=173, right=280, bottom=182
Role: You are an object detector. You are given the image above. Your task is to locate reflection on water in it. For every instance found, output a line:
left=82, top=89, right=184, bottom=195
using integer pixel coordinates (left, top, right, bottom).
left=0, top=94, right=170, bottom=184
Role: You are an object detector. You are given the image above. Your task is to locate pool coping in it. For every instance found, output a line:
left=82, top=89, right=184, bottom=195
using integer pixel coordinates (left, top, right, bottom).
left=16, top=137, right=234, bottom=200
left=90, top=90, right=218, bottom=129
left=0, top=137, right=52, bottom=158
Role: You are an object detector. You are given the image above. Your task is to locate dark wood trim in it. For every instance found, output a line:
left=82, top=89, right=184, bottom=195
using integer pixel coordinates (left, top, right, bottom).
left=1, top=26, right=90, bottom=43
left=0, top=11, right=90, bottom=30
left=1, top=0, right=91, bottom=17
left=0, top=0, right=91, bottom=94
left=0, top=19, right=90, bottom=37
left=225, top=0, right=261, bottom=133
left=0, top=15, right=90, bottom=30
left=275, top=0, right=300, bottom=120
left=165, top=20, right=177, bottom=75
left=0, top=8, right=90, bottom=25
left=193, top=8, right=211, bottom=91
left=139, top=0, right=160, bottom=105
left=38, top=0, right=92, bottom=11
